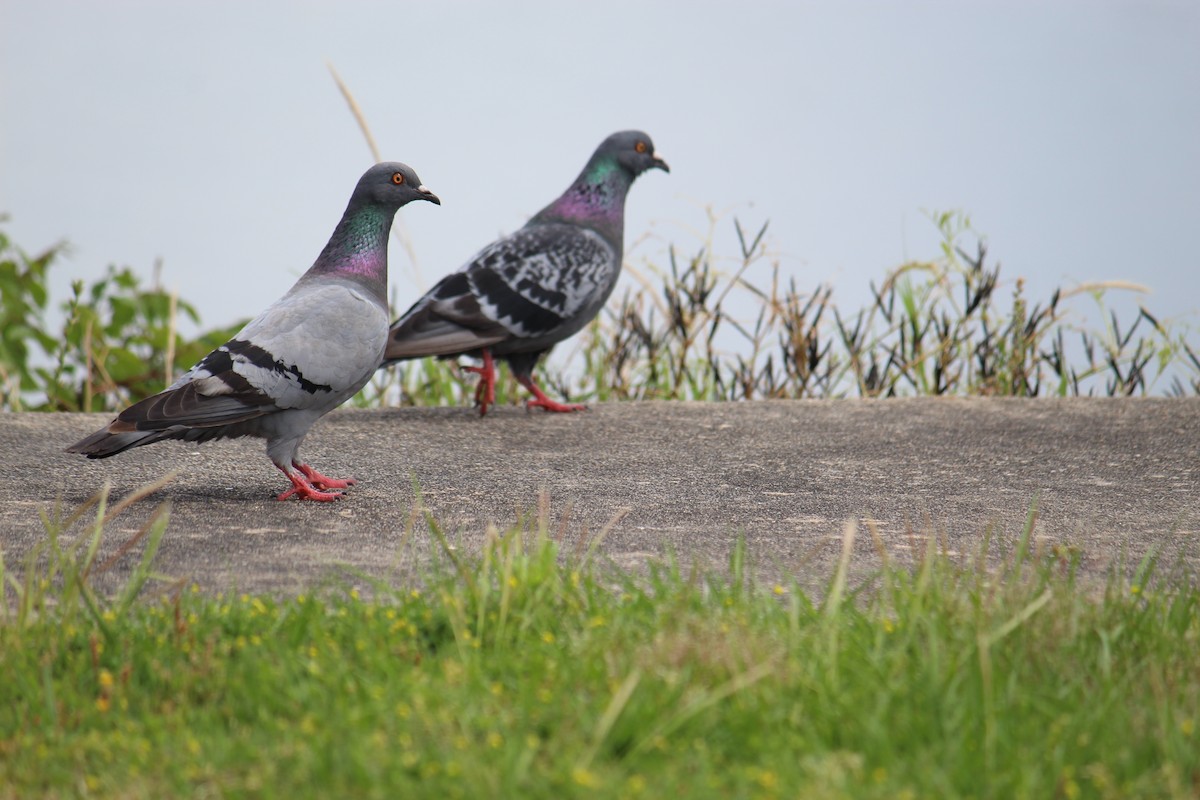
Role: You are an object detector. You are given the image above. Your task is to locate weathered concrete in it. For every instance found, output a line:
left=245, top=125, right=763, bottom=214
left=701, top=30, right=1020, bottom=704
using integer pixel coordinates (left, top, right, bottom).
left=2, top=399, right=1197, bottom=595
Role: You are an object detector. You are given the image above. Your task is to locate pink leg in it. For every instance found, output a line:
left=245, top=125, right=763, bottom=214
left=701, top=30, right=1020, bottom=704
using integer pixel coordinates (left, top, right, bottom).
left=275, top=465, right=344, bottom=502
left=462, top=349, right=497, bottom=416
left=516, top=375, right=587, bottom=413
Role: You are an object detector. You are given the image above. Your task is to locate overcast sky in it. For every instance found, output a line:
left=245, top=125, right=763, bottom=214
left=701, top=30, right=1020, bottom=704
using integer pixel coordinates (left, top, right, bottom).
left=3, top=1, right=1198, bottom=346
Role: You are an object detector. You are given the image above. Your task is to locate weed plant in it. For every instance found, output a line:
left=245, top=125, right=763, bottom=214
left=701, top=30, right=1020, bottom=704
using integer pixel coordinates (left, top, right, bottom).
left=0, top=223, right=242, bottom=412
left=4, top=210, right=1197, bottom=414
left=363, top=211, right=1200, bottom=408
left=2, top=490, right=1198, bottom=798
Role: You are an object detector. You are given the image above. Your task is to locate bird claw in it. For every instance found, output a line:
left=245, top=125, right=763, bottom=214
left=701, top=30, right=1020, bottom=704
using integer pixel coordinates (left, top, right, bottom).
left=275, top=463, right=352, bottom=501
left=517, top=376, right=586, bottom=413
left=294, top=462, right=356, bottom=490
left=526, top=397, right=587, bottom=413
left=277, top=484, right=342, bottom=502
left=463, top=350, right=497, bottom=416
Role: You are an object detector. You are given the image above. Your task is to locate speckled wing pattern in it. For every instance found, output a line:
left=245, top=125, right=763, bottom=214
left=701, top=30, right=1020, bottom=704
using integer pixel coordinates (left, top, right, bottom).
left=385, top=224, right=616, bottom=360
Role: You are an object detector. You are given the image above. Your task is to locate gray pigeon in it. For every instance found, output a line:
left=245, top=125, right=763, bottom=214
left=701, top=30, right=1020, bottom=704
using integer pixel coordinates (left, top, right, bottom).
left=66, top=162, right=440, bottom=501
left=381, top=130, right=667, bottom=414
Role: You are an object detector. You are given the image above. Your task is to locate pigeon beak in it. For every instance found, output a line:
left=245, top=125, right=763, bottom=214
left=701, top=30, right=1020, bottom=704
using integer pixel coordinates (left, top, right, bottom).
left=652, top=155, right=670, bottom=173
left=418, top=185, right=441, bottom=205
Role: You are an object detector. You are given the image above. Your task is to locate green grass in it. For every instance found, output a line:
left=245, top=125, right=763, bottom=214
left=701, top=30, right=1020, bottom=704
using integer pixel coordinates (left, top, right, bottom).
left=2, top=492, right=1198, bottom=798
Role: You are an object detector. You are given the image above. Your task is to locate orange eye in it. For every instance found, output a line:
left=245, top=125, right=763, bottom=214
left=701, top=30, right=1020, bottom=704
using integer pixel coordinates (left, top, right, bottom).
left=392, top=172, right=405, bottom=185
left=635, top=141, right=648, bottom=154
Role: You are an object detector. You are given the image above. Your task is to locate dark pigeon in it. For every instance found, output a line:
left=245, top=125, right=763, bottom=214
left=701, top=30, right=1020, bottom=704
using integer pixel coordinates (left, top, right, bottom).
left=382, top=130, right=668, bottom=414
left=66, top=162, right=440, bottom=501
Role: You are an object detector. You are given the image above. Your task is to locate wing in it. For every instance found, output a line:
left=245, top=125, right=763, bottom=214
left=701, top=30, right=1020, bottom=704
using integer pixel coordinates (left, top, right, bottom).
left=115, top=281, right=385, bottom=433
left=385, top=224, right=616, bottom=361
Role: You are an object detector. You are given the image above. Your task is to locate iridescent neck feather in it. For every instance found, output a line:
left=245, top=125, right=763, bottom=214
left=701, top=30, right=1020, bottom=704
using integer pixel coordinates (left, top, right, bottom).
left=305, top=204, right=393, bottom=300
left=534, top=158, right=633, bottom=239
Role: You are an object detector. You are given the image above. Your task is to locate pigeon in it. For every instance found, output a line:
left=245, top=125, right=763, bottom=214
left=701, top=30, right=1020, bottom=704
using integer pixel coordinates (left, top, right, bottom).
left=381, top=130, right=668, bottom=414
left=66, top=162, right=440, bottom=501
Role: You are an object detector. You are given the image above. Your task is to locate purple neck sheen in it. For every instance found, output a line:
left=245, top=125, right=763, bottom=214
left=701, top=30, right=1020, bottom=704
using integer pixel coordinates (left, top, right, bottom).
left=535, top=161, right=633, bottom=236
left=335, top=246, right=387, bottom=278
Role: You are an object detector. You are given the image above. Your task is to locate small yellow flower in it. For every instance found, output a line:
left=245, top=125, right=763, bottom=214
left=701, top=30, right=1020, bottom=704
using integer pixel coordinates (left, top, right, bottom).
left=756, top=769, right=778, bottom=789
left=98, top=669, right=114, bottom=689
left=350, top=588, right=360, bottom=601
left=1180, top=718, right=1195, bottom=736
left=773, top=584, right=787, bottom=595
left=95, top=697, right=110, bottom=713
left=572, top=767, right=598, bottom=788
left=1131, top=585, right=1141, bottom=595
left=542, top=632, right=555, bottom=644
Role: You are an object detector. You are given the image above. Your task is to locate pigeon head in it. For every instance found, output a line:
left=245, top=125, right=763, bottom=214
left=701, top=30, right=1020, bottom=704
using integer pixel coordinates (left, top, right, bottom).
left=355, top=161, right=441, bottom=208
left=306, top=161, right=439, bottom=294
left=599, top=130, right=670, bottom=178
left=536, top=131, right=667, bottom=231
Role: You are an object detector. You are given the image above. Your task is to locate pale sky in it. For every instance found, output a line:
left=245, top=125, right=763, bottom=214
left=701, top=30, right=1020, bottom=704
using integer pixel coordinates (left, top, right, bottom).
left=3, top=1, right=1198, bottom=349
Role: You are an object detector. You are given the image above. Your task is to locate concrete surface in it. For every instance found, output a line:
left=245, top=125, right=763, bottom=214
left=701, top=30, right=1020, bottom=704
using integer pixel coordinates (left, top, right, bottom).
left=2, top=399, right=1198, bottom=596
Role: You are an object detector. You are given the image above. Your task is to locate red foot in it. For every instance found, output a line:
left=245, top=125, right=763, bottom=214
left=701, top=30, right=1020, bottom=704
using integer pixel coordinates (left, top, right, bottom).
left=275, top=465, right=345, bottom=502
left=517, top=376, right=587, bottom=413
left=294, top=462, right=356, bottom=490
left=463, top=349, right=497, bottom=416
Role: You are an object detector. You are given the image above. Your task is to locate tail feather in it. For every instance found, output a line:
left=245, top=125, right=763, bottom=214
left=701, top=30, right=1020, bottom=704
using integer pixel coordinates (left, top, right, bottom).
left=383, top=312, right=508, bottom=365
left=65, top=425, right=174, bottom=459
